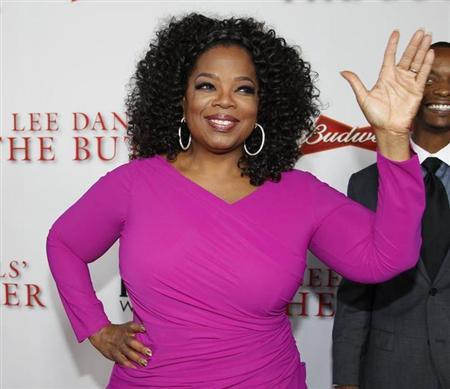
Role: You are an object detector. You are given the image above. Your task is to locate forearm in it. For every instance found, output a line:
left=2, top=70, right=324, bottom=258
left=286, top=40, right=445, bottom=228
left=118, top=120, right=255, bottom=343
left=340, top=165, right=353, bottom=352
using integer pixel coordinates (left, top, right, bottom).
left=310, top=152, right=425, bottom=283
left=47, top=228, right=111, bottom=342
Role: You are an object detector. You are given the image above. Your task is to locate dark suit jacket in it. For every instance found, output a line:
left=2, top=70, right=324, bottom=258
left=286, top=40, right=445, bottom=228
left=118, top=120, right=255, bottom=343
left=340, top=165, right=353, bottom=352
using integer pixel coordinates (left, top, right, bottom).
left=332, top=163, right=450, bottom=389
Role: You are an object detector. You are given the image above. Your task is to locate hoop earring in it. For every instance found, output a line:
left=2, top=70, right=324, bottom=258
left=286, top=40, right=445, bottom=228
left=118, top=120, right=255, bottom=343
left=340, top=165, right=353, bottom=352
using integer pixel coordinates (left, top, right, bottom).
left=178, top=117, right=191, bottom=151
left=244, top=123, right=265, bottom=156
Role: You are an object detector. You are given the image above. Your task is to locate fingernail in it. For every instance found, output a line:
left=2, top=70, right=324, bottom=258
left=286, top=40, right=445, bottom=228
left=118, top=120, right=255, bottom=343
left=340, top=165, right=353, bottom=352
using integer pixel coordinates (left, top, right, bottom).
left=140, top=359, right=147, bottom=366
left=140, top=326, right=146, bottom=332
left=145, top=349, right=152, bottom=356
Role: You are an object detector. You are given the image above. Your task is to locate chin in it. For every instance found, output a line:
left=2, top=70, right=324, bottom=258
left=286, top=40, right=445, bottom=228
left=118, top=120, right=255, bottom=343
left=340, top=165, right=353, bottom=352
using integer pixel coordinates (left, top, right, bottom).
left=424, top=118, right=450, bottom=132
left=200, top=141, right=237, bottom=154
left=201, top=135, right=242, bottom=153
left=429, top=126, right=450, bottom=134
left=418, top=111, right=450, bottom=133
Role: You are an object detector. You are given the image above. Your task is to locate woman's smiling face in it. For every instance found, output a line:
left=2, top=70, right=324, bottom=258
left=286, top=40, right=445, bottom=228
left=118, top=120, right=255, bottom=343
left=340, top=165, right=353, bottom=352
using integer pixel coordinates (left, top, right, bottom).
left=182, top=44, right=259, bottom=154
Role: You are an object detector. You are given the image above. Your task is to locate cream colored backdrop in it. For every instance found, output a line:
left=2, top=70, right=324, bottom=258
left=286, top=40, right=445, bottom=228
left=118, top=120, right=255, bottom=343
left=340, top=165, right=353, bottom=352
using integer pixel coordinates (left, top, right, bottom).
left=1, top=1, right=449, bottom=388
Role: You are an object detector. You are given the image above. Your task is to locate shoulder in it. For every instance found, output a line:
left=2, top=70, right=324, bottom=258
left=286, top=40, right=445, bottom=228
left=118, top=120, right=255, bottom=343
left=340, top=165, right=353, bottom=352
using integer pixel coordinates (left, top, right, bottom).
left=280, top=168, right=317, bottom=184
left=279, top=168, right=344, bottom=201
left=281, top=168, right=335, bottom=189
left=278, top=168, right=319, bottom=193
left=282, top=169, right=351, bottom=226
left=104, top=156, right=159, bottom=181
left=93, top=157, right=159, bottom=195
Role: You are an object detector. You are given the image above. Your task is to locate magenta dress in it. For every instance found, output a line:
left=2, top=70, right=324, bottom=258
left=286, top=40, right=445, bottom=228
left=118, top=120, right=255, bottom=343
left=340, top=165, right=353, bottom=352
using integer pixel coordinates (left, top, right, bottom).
left=46, top=153, right=424, bottom=388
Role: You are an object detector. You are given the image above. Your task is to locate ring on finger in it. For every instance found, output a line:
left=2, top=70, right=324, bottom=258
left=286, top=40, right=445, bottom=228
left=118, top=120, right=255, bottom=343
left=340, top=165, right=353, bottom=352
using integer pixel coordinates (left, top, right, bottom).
left=409, top=67, right=419, bottom=74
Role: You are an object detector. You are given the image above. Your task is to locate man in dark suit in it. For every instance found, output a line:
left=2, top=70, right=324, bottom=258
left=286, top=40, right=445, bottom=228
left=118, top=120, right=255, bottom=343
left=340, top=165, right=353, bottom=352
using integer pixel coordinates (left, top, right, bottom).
left=332, top=42, right=450, bottom=389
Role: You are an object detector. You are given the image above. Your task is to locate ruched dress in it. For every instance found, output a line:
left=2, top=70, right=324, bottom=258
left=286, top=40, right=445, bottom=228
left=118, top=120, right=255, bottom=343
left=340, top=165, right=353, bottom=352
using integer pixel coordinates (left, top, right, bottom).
left=46, top=152, right=425, bottom=388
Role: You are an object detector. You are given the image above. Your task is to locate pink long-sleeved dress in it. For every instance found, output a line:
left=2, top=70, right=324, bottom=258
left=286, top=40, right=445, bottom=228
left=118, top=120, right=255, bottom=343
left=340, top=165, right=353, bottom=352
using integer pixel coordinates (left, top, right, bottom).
left=46, top=153, right=424, bottom=388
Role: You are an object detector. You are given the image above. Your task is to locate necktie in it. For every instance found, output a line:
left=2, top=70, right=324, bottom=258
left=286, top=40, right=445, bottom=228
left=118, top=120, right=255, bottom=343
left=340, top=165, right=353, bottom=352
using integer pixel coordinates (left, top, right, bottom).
left=421, top=157, right=450, bottom=281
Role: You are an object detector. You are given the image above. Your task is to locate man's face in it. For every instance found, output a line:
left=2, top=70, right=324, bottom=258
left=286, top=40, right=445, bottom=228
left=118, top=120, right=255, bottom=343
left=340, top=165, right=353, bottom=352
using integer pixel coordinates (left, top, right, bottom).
left=416, top=47, right=450, bottom=131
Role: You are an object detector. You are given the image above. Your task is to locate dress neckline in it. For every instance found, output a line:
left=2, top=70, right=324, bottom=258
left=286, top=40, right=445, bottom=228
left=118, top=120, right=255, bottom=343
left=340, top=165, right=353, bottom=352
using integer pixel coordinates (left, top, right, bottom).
left=154, top=154, right=270, bottom=207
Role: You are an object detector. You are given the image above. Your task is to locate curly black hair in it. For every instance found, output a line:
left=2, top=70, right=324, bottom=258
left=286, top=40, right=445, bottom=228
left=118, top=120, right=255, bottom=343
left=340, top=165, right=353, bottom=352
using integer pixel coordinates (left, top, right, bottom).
left=126, top=13, right=320, bottom=185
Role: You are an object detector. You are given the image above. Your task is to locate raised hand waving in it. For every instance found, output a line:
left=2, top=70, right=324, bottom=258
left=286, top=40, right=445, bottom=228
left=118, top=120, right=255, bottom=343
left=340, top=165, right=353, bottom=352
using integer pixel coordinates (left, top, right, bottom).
left=342, top=30, right=434, bottom=160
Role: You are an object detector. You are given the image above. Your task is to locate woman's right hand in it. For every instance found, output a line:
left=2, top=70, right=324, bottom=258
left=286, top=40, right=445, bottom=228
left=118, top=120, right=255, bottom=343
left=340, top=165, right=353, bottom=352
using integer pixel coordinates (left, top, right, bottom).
left=88, top=322, right=152, bottom=369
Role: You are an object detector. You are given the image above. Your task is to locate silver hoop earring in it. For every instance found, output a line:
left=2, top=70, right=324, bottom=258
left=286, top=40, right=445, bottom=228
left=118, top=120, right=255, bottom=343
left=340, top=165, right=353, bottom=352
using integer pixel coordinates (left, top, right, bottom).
left=244, top=123, right=265, bottom=156
left=178, top=117, right=191, bottom=151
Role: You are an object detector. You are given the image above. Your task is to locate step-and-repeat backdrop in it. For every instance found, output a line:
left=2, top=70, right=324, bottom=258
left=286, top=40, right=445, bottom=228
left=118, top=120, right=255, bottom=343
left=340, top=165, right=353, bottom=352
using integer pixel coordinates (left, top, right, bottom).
left=2, top=1, right=448, bottom=388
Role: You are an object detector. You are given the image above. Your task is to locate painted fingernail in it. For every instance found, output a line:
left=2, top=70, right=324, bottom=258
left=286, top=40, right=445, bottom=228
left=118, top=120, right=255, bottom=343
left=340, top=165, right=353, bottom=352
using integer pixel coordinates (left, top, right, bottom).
left=140, top=359, right=147, bottom=366
left=145, top=349, right=152, bottom=356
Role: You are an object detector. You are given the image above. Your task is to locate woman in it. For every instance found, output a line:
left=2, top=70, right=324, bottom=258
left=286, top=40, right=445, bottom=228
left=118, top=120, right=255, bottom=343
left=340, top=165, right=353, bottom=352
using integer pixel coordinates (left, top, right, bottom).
left=47, top=14, right=433, bottom=388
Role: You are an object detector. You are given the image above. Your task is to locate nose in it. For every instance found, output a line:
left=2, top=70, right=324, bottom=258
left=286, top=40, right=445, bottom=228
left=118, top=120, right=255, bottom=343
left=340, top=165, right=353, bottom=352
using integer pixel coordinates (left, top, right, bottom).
left=212, top=87, right=236, bottom=109
left=433, top=82, right=450, bottom=97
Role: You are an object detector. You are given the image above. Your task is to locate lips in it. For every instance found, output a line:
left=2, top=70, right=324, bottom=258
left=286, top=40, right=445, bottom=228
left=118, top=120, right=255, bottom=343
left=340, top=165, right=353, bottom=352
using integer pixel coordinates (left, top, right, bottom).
left=425, top=102, right=450, bottom=114
left=205, top=114, right=240, bottom=132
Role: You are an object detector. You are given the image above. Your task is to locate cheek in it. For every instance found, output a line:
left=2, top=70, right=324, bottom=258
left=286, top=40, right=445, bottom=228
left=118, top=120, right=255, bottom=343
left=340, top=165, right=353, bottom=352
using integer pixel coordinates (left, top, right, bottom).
left=185, top=92, right=211, bottom=113
left=241, top=98, right=259, bottom=119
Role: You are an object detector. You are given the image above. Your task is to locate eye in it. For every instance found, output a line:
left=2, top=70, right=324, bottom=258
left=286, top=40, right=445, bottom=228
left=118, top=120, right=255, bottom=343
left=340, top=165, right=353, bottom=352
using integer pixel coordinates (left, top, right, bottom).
left=195, top=82, right=215, bottom=91
left=237, top=85, right=256, bottom=94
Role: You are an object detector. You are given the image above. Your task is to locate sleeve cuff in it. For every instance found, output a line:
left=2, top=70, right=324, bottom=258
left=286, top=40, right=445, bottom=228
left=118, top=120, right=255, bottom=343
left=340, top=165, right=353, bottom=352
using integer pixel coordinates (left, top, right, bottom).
left=376, top=149, right=420, bottom=167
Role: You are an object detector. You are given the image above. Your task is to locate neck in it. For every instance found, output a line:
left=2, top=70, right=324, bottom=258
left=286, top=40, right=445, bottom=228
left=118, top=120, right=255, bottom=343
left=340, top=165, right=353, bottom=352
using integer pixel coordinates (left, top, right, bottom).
left=175, top=146, right=245, bottom=178
left=412, top=123, right=450, bottom=154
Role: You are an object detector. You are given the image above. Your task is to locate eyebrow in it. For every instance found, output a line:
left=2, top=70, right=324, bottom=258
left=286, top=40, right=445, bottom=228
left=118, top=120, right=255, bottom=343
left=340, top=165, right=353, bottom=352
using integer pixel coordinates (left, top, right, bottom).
left=195, top=72, right=257, bottom=85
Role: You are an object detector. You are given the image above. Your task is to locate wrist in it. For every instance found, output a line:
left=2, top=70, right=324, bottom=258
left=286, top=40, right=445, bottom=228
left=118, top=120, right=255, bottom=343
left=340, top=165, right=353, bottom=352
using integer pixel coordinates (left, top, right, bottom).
left=88, top=323, right=110, bottom=344
left=375, top=131, right=410, bottom=162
